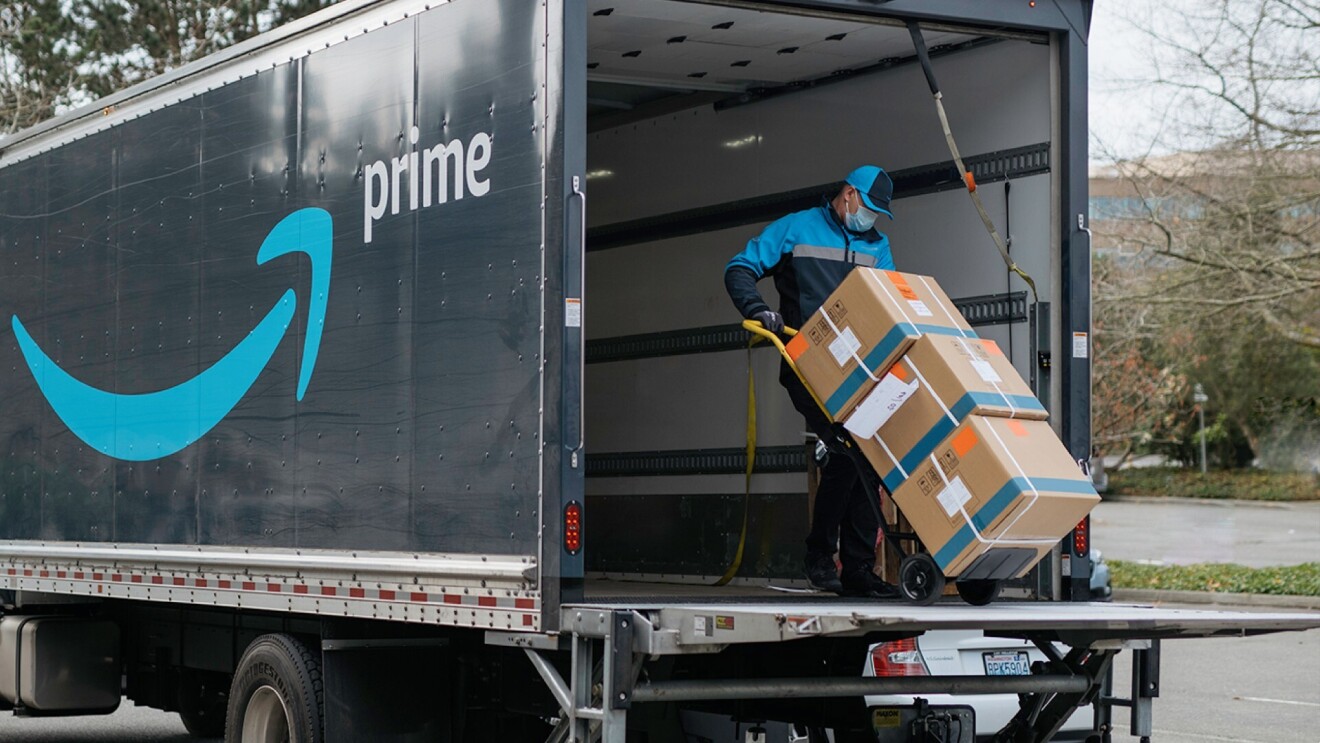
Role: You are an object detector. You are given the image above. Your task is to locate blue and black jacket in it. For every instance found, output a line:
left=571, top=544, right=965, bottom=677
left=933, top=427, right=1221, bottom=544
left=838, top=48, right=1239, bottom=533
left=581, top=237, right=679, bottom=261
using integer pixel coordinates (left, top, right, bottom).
left=724, top=200, right=895, bottom=329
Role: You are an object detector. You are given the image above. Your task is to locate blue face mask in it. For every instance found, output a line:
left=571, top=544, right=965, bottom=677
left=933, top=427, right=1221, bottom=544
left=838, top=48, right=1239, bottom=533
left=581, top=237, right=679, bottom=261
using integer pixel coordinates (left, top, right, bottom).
left=845, top=202, right=878, bottom=233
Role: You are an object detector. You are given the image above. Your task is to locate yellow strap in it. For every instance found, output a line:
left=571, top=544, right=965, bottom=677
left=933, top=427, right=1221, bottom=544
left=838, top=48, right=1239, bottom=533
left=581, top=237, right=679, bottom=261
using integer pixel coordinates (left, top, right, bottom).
left=714, top=337, right=758, bottom=586
left=932, top=93, right=1040, bottom=305
left=717, top=320, right=841, bottom=585
left=741, top=320, right=831, bottom=421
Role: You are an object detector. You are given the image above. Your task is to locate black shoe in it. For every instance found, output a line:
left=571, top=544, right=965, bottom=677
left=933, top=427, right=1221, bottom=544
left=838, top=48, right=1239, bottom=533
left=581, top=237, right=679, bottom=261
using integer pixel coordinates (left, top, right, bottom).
left=841, top=570, right=899, bottom=599
left=805, top=555, right=843, bottom=594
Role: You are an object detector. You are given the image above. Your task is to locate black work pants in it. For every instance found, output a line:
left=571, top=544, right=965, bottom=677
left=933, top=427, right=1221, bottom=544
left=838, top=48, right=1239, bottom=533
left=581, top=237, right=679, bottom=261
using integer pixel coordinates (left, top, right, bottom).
left=780, top=362, right=881, bottom=579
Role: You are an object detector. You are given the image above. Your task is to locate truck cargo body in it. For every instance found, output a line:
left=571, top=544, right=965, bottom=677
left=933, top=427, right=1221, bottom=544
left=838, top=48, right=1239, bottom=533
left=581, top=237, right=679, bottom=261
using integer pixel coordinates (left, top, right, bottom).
left=0, top=0, right=1085, bottom=628
left=2, top=1, right=1317, bottom=741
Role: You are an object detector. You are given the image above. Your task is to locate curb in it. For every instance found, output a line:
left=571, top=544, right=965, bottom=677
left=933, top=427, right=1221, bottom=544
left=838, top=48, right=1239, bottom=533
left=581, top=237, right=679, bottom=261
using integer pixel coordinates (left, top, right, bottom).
left=1098, top=494, right=1317, bottom=509
left=1113, top=588, right=1320, bottom=611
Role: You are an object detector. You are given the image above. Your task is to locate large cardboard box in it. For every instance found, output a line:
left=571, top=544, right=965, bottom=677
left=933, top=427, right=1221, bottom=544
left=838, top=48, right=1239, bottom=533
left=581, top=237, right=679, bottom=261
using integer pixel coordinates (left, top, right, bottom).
left=891, top=415, right=1099, bottom=578
left=843, top=334, right=1047, bottom=492
left=785, top=269, right=975, bottom=420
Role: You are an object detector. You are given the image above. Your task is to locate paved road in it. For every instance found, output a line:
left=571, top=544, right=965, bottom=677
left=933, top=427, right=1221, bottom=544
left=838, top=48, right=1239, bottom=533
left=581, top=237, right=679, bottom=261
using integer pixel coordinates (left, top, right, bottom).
left=1092, top=498, right=1320, bottom=567
left=0, top=704, right=214, bottom=742
left=1107, top=624, right=1320, bottom=743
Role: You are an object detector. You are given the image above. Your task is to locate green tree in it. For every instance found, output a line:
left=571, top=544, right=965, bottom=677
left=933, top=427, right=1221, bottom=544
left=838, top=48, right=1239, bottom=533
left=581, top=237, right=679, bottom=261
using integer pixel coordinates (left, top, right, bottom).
left=1, top=0, right=334, bottom=134
left=0, top=1, right=78, bottom=133
left=72, top=0, right=335, bottom=100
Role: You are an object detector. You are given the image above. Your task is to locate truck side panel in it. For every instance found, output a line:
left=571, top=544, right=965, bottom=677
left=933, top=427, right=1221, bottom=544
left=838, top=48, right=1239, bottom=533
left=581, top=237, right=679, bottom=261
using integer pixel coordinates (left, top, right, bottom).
left=0, top=0, right=549, bottom=561
left=196, top=64, right=303, bottom=548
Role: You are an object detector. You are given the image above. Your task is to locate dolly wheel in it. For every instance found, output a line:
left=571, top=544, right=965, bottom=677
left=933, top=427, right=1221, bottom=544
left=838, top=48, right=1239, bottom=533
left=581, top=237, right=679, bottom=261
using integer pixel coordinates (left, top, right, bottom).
left=898, top=554, right=945, bottom=606
left=956, top=579, right=1002, bottom=606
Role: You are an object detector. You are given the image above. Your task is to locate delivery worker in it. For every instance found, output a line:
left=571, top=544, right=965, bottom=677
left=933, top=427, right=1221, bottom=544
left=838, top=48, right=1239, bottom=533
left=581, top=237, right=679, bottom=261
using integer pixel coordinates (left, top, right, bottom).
left=723, top=166, right=898, bottom=599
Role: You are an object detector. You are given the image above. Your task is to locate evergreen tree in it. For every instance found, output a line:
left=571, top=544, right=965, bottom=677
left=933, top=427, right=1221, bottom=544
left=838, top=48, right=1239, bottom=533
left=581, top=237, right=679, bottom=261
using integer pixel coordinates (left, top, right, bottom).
left=1, top=0, right=334, bottom=134
left=0, top=1, right=78, bottom=133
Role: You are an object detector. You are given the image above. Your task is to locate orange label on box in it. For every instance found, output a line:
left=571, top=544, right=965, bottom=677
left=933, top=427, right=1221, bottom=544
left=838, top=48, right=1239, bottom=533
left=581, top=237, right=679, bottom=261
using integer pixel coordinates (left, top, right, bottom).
left=1006, top=419, right=1029, bottom=437
left=889, top=362, right=910, bottom=382
left=884, top=270, right=919, bottom=301
left=952, top=427, right=979, bottom=457
left=785, top=333, right=808, bottom=361
left=982, top=339, right=1005, bottom=356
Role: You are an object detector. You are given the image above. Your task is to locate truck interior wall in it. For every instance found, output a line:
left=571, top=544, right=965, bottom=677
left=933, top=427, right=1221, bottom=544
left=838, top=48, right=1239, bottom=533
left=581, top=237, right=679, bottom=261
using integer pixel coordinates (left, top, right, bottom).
left=582, top=30, right=1054, bottom=580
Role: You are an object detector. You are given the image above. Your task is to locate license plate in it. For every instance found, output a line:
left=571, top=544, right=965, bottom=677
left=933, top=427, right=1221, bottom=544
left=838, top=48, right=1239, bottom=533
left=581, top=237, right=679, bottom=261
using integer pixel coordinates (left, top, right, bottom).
left=983, top=651, right=1031, bottom=676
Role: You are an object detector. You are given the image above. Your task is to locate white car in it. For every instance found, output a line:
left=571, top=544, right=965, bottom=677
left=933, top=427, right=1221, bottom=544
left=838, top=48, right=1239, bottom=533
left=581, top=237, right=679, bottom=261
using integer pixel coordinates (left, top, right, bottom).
left=864, top=630, right=1096, bottom=741
left=681, top=628, right=1098, bottom=742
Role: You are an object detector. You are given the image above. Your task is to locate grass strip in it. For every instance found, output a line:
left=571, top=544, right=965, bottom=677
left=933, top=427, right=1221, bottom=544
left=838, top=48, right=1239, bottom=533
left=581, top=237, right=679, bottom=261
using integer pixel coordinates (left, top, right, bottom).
left=1110, top=560, right=1320, bottom=596
left=1105, top=467, right=1320, bottom=501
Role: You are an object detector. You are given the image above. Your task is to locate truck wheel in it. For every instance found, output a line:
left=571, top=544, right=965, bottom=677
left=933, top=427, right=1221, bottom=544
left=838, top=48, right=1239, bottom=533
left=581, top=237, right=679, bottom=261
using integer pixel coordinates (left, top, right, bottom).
left=178, top=669, right=229, bottom=738
left=225, top=634, right=323, bottom=743
left=898, top=554, right=945, bottom=606
left=955, top=579, right=1002, bottom=606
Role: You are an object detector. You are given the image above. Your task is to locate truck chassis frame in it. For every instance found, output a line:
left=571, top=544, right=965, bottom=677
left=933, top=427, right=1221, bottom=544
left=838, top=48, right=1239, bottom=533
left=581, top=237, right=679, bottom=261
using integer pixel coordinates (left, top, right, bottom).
left=482, top=599, right=1317, bottom=742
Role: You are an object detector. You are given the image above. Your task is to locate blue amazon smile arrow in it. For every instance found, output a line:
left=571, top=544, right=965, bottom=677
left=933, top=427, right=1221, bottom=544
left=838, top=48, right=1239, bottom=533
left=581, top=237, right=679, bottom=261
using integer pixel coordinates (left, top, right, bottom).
left=11, top=208, right=333, bottom=462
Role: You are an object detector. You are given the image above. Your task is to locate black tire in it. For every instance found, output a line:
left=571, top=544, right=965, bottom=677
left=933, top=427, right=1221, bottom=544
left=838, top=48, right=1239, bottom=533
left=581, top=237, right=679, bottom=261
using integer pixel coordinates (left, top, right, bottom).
left=955, top=579, right=1002, bottom=606
left=178, top=669, right=229, bottom=738
left=898, top=554, right=946, bottom=606
left=225, top=633, right=323, bottom=743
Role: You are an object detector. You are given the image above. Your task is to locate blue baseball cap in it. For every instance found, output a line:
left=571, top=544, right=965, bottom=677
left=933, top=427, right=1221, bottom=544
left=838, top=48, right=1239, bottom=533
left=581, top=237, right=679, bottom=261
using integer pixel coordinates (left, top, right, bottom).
left=845, top=165, right=894, bottom=219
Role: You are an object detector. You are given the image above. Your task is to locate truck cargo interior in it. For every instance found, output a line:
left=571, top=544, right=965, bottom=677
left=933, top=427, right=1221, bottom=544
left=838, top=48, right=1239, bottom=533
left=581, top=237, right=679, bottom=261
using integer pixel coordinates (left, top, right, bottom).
left=580, top=1, right=1056, bottom=591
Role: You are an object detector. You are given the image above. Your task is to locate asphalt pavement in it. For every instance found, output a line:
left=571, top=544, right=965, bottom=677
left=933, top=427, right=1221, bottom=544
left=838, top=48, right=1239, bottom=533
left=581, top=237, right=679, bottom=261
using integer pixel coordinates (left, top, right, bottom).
left=1092, top=497, right=1320, bottom=568
left=1107, top=620, right=1320, bottom=743
left=0, top=703, right=212, bottom=742
left=1088, top=494, right=1320, bottom=742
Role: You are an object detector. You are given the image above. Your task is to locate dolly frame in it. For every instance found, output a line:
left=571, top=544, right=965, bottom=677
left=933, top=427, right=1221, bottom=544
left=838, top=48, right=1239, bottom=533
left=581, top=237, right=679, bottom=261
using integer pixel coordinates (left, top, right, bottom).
left=742, top=319, right=1037, bottom=605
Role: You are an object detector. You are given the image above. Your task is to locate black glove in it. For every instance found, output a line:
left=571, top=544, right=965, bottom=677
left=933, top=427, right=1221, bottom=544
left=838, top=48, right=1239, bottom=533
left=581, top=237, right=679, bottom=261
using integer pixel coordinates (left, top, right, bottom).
left=753, top=310, right=784, bottom=333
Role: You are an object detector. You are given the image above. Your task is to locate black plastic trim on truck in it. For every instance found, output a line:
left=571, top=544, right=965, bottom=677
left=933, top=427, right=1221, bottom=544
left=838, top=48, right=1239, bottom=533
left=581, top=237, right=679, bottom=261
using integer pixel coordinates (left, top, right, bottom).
left=1056, top=0, right=1095, bottom=601
left=585, top=291, right=1027, bottom=364
left=552, top=0, right=590, bottom=616
left=585, top=142, right=1050, bottom=252
left=587, top=445, right=807, bottom=478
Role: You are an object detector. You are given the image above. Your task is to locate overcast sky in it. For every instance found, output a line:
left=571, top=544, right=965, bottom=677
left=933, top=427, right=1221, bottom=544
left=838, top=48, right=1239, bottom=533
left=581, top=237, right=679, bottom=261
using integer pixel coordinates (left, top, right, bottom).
left=1088, top=0, right=1163, bottom=163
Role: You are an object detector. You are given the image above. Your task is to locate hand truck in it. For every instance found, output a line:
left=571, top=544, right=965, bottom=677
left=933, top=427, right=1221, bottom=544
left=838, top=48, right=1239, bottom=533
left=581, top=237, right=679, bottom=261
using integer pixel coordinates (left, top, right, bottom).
left=743, top=319, right=1007, bottom=607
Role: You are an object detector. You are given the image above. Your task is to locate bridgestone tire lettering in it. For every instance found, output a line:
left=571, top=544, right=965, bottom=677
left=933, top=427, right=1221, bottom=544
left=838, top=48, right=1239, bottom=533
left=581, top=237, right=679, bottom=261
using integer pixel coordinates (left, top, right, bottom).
left=225, top=633, right=324, bottom=743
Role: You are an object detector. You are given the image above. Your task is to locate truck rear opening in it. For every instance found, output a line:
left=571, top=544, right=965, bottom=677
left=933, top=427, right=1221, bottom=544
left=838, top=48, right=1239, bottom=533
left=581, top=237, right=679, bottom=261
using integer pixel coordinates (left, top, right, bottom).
left=578, top=0, right=1061, bottom=594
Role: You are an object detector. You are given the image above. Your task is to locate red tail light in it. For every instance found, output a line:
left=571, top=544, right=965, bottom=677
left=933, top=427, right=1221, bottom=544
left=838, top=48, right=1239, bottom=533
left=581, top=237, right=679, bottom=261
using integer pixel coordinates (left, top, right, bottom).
left=564, top=501, right=582, bottom=555
left=870, top=637, right=929, bottom=677
left=1073, top=517, right=1088, bottom=558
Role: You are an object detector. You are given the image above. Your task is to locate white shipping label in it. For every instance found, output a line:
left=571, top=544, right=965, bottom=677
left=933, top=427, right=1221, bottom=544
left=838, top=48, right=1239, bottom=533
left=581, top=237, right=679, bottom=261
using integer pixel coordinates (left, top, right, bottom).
left=565, top=298, right=582, bottom=328
left=907, top=299, right=934, bottom=317
left=1072, top=332, right=1089, bottom=359
left=937, top=476, right=974, bottom=518
left=844, top=373, right=920, bottom=439
left=828, top=326, right=862, bottom=366
left=968, top=358, right=1003, bottom=384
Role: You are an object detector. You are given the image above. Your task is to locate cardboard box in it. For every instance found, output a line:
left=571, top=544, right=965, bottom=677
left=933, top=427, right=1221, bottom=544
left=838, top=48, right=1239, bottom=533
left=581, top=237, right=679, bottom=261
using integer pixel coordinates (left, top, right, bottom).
left=890, top=415, right=1099, bottom=578
left=785, top=269, right=976, bottom=420
left=844, top=334, right=1047, bottom=492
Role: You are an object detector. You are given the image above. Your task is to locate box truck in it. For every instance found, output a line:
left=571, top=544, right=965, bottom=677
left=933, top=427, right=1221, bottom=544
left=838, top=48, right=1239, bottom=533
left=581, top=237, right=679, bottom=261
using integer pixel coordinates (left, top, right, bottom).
left=0, top=0, right=1316, bottom=741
